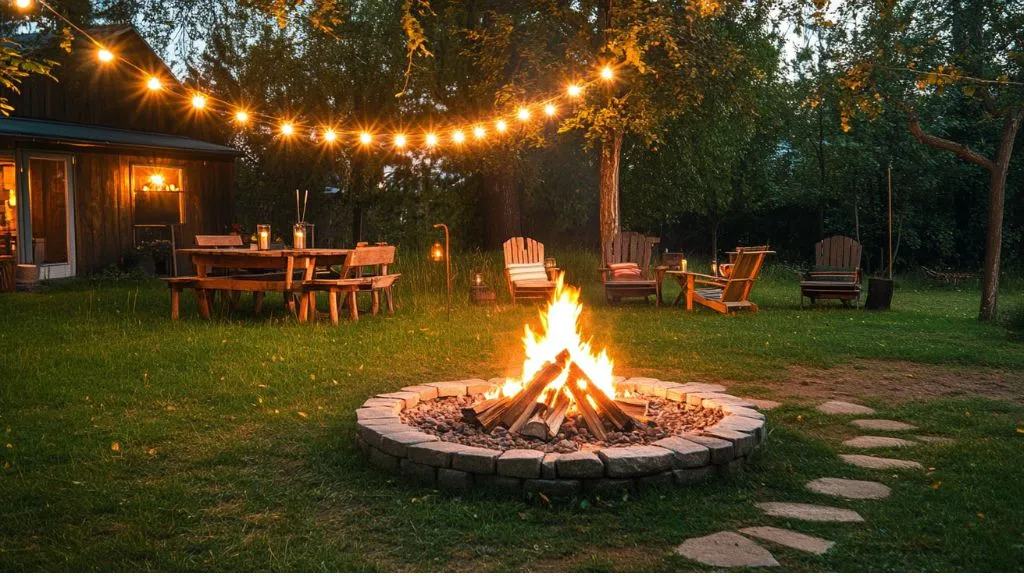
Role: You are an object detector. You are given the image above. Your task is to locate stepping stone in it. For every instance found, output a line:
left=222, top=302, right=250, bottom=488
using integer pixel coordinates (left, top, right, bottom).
left=851, top=419, right=917, bottom=431
left=674, top=531, right=779, bottom=567
left=756, top=502, right=864, bottom=522
left=839, top=454, right=923, bottom=470
left=843, top=435, right=917, bottom=449
left=915, top=435, right=954, bottom=445
left=746, top=398, right=781, bottom=410
left=738, top=526, right=835, bottom=555
left=806, top=477, right=891, bottom=500
left=817, top=400, right=875, bottom=415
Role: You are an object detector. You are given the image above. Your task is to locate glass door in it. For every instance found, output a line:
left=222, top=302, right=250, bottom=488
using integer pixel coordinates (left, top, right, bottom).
left=18, top=153, right=75, bottom=278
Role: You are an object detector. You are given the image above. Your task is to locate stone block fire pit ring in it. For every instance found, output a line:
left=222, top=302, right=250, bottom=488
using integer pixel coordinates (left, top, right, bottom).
left=356, top=377, right=765, bottom=497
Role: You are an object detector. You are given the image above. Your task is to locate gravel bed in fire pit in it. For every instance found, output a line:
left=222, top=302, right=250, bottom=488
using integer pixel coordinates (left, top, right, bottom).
left=401, top=394, right=725, bottom=453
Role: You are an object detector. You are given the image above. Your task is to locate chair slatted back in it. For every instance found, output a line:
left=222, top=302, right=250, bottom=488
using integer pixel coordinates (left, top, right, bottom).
left=343, top=245, right=396, bottom=277
left=503, top=237, right=545, bottom=266
left=814, top=236, right=862, bottom=271
left=604, top=232, right=653, bottom=278
left=195, top=234, right=244, bottom=248
left=721, top=248, right=769, bottom=303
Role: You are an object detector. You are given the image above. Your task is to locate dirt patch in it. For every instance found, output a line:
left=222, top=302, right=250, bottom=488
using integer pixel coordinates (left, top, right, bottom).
left=732, top=360, right=1024, bottom=405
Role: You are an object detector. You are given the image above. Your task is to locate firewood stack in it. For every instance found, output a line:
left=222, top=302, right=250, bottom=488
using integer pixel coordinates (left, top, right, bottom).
left=461, top=348, right=646, bottom=441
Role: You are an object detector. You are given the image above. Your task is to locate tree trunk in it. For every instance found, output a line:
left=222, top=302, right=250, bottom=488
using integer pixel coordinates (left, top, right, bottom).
left=484, top=164, right=522, bottom=247
left=978, top=111, right=1022, bottom=321
left=710, top=219, right=719, bottom=264
left=598, top=130, right=623, bottom=250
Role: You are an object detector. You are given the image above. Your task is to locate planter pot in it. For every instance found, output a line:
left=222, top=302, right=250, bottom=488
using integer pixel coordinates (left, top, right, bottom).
left=865, top=277, right=894, bottom=311
left=16, top=264, right=39, bottom=291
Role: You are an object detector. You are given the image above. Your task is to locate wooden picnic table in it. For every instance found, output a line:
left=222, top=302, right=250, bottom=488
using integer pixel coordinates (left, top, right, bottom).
left=176, top=248, right=351, bottom=322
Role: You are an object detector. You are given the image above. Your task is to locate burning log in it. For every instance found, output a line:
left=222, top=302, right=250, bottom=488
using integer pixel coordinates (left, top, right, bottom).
left=461, top=396, right=505, bottom=426
left=498, top=349, right=571, bottom=428
left=520, top=389, right=571, bottom=440
left=564, top=363, right=608, bottom=441
left=613, top=398, right=649, bottom=424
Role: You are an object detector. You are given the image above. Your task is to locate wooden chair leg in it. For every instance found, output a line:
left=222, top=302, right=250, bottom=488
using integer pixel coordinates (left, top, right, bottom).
left=386, top=287, right=394, bottom=313
left=329, top=291, right=340, bottom=325
left=372, top=290, right=380, bottom=315
left=170, top=287, right=181, bottom=321
left=228, top=290, right=241, bottom=311
left=348, top=291, right=358, bottom=321
left=298, top=293, right=309, bottom=323
left=253, top=291, right=265, bottom=315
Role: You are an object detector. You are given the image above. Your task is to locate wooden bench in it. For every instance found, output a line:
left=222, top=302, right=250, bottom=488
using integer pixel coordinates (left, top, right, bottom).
left=304, top=245, right=400, bottom=324
left=165, top=276, right=200, bottom=321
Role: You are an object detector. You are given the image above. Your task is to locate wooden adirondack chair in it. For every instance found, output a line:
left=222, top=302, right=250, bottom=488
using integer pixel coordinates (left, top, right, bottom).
left=672, top=247, right=769, bottom=314
left=503, top=237, right=556, bottom=304
left=800, top=236, right=862, bottom=307
left=601, top=231, right=659, bottom=305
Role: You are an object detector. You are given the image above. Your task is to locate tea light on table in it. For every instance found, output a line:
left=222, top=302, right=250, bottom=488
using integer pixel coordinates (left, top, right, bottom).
left=680, top=258, right=687, bottom=272
left=257, top=224, right=270, bottom=250
left=293, top=223, right=306, bottom=249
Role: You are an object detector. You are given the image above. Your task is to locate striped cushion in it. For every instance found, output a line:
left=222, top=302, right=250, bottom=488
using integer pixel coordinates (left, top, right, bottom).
left=506, top=262, right=548, bottom=284
left=609, top=262, right=642, bottom=279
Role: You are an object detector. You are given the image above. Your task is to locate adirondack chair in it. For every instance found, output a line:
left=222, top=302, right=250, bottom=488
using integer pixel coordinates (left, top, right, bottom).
left=800, top=236, right=862, bottom=307
left=719, top=245, right=769, bottom=278
left=672, top=247, right=769, bottom=314
left=601, top=231, right=659, bottom=305
left=503, top=237, right=556, bottom=304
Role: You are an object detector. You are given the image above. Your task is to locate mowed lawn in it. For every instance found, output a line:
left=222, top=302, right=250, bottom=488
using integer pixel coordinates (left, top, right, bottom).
left=2, top=254, right=1023, bottom=571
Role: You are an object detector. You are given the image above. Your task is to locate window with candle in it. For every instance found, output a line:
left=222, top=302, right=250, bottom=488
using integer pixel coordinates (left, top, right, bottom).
left=132, top=164, right=184, bottom=225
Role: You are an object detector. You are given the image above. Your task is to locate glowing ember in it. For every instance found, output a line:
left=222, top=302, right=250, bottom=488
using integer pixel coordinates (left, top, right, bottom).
left=487, top=274, right=616, bottom=412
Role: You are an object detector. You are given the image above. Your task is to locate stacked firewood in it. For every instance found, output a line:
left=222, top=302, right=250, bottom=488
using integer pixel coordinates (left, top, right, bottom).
left=462, top=349, right=647, bottom=441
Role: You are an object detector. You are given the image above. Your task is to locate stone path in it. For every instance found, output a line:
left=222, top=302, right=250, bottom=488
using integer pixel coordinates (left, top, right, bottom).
left=842, top=435, right=917, bottom=449
left=675, top=396, right=952, bottom=568
left=806, top=477, right=891, bottom=500
left=674, top=531, right=779, bottom=567
left=756, top=502, right=865, bottom=522
left=839, top=454, right=924, bottom=470
left=817, top=401, right=875, bottom=415
left=746, top=398, right=781, bottom=410
left=739, top=526, right=835, bottom=555
left=851, top=419, right=917, bottom=431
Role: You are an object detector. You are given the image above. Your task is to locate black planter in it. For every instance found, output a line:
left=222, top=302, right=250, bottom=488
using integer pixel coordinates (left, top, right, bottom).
left=865, top=277, right=894, bottom=310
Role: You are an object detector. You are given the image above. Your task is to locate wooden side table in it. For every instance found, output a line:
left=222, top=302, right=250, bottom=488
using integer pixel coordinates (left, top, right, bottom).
left=545, top=267, right=561, bottom=281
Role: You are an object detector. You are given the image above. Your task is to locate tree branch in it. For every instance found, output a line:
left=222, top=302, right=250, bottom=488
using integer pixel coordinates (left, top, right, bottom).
left=907, top=114, right=995, bottom=172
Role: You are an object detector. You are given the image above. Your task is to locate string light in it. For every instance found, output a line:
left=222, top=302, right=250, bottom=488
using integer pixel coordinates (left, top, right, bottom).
left=544, top=103, right=556, bottom=117
left=234, top=109, right=250, bottom=124
left=600, top=65, right=614, bottom=80
left=473, top=126, right=486, bottom=140
left=424, top=132, right=438, bottom=148
left=191, top=94, right=207, bottom=109
left=358, top=131, right=373, bottom=145
left=394, top=133, right=407, bottom=148
left=452, top=130, right=465, bottom=144
left=517, top=107, right=531, bottom=121
left=567, top=84, right=583, bottom=97
left=323, top=128, right=337, bottom=143
left=280, top=122, right=295, bottom=137
left=14, top=0, right=32, bottom=10
left=146, top=77, right=162, bottom=91
left=97, top=48, right=114, bottom=63
left=495, top=120, right=508, bottom=133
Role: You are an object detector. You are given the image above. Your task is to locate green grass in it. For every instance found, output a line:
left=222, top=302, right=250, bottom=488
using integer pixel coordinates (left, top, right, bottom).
left=1, top=251, right=1023, bottom=571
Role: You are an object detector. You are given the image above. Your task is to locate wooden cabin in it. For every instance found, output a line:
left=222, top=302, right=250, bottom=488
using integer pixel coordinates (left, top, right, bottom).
left=0, top=25, right=237, bottom=279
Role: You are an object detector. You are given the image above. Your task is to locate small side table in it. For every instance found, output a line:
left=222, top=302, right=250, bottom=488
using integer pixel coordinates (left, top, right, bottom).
left=545, top=267, right=561, bottom=281
left=470, top=285, right=496, bottom=305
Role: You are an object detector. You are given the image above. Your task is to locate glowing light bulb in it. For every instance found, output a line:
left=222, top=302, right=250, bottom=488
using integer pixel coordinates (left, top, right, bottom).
left=149, top=174, right=165, bottom=187
left=146, top=77, right=162, bottom=91
left=359, top=132, right=373, bottom=145
left=280, top=122, right=295, bottom=136
left=544, top=103, right=556, bottom=117
left=452, top=130, right=465, bottom=144
left=97, top=48, right=114, bottom=63
left=14, top=0, right=32, bottom=10
left=517, top=107, right=531, bottom=121
left=323, top=129, right=337, bottom=143
left=472, top=126, right=486, bottom=140
left=234, top=110, right=249, bottom=123
left=191, top=94, right=207, bottom=109
left=567, top=84, right=582, bottom=97
left=394, top=134, right=407, bottom=148
left=495, top=119, right=508, bottom=133
left=601, top=65, right=614, bottom=80
left=424, top=133, right=439, bottom=147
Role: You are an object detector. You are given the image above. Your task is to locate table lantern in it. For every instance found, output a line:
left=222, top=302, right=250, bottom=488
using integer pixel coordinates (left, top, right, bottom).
left=430, top=241, right=444, bottom=263
left=544, top=257, right=556, bottom=269
left=680, top=258, right=688, bottom=273
left=293, top=223, right=306, bottom=249
left=472, top=271, right=484, bottom=287
left=257, top=224, right=270, bottom=250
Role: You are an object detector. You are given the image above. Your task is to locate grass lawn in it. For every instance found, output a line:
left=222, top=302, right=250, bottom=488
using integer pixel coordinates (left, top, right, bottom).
left=1, top=253, right=1023, bottom=571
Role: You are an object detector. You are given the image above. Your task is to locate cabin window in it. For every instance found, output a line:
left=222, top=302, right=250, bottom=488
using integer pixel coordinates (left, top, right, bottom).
left=132, top=164, right=184, bottom=225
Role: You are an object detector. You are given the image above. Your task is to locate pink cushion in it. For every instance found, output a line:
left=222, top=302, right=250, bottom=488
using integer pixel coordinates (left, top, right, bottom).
left=610, top=264, right=642, bottom=279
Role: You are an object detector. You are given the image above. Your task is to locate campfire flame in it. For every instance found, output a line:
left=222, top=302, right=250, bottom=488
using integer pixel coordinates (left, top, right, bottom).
left=488, top=274, right=616, bottom=408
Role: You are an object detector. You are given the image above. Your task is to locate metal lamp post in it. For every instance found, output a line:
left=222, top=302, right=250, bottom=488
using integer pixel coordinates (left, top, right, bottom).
left=432, top=223, right=451, bottom=319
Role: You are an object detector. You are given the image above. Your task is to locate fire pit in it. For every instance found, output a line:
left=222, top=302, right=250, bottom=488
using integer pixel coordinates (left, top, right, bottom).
left=356, top=277, right=765, bottom=497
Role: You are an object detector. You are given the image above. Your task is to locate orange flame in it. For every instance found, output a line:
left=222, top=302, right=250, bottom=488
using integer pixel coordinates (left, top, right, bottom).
left=487, top=274, right=616, bottom=408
